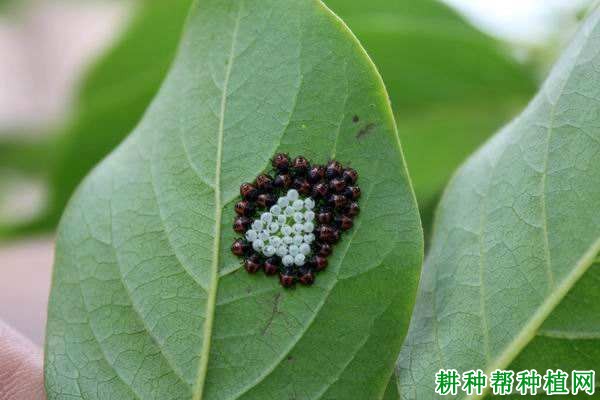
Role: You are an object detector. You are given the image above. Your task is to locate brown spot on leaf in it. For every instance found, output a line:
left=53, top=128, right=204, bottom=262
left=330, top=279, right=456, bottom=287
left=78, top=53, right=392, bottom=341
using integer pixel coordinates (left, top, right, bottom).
left=356, top=123, right=376, bottom=140
left=352, top=115, right=359, bottom=123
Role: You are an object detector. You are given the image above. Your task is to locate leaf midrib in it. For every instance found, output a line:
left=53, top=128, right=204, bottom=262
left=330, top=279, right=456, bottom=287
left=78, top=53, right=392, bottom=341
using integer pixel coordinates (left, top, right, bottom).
left=469, top=238, right=600, bottom=400
left=192, top=3, right=244, bottom=399
left=537, top=329, right=600, bottom=340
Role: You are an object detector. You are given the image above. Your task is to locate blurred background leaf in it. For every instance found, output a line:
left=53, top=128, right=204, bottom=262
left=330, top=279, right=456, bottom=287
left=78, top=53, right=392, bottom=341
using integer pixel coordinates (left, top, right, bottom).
left=0, top=0, right=193, bottom=238
left=326, top=0, right=537, bottom=234
left=0, top=0, right=542, bottom=239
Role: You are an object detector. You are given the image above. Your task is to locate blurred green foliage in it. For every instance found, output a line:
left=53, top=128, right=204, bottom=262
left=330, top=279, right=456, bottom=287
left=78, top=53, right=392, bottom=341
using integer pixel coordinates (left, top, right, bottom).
left=48, top=0, right=193, bottom=230
left=0, top=0, right=536, bottom=239
left=0, top=0, right=193, bottom=237
left=326, top=0, right=537, bottom=231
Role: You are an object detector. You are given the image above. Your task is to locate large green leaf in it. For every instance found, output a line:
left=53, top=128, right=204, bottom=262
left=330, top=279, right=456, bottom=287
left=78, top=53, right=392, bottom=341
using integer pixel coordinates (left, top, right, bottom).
left=44, top=1, right=423, bottom=399
left=397, top=8, right=600, bottom=399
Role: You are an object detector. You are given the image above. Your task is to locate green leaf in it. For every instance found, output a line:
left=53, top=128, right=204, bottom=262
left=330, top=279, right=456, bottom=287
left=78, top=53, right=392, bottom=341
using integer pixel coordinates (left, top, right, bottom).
left=44, top=1, right=423, bottom=399
left=397, top=8, right=600, bottom=399
left=505, top=261, right=600, bottom=399
left=383, top=377, right=401, bottom=400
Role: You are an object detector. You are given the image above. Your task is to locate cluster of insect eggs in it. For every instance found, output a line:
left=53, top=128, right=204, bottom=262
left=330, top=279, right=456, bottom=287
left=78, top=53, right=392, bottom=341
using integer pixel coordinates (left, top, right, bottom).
left=231, top=153, right=360, bottom=288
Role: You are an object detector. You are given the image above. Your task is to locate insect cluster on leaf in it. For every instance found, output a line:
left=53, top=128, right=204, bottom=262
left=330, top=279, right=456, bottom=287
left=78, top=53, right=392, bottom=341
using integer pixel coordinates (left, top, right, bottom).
left=231, top=153, right=360, bottom=288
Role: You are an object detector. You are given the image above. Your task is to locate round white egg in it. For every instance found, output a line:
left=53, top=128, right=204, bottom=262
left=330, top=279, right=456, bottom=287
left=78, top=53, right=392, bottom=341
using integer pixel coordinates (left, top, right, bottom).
left=245, top=229, right=257, bottom=241
left=304, top=198, right=315, bottom=210
left=270, top=205, right=282, bottom=215
left=252, top=220, right=263, bottom=231
left=289, top=245, right=300, bottom=256
left=303, top=222, right=314, bottom=233
left=286, top=189, right=299, bottom=201
left=277, top=197, right=289, bottom=208
left=282, top=255, right=294, bottom=266
left=294, top=254, right=306, bottom=266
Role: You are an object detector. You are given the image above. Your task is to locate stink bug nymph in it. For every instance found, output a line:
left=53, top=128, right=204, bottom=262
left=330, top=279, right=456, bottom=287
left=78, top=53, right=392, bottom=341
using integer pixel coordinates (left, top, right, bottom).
left=272, top=153, right=290, bottom=172
left=273, top=173, right=292, bottom=189
left=279, top=268, right=296, bottom=288
left=244, top=254, right=262, bottom=273
left=235, top=200, right=255, bottom=216
left=293, top=177, right=312, bottom=195
left=307, top=165, right=325, bottom=183
left=329, top=178, right=346, bottom=193
left=326, top=160, right=343, bottom=178
left=312, top=182, right=329, bottom=199
left=231, top=238, right=249, bottom=256
left=264, top=257, right=280, bottom=275
left=292, top=156, right=310, bottom=175
left=342, top=168, right=358, bottom=184
left=240, top=183, right=258, bottom=200
left=344, top=186, right=361, bottom=200
left=298, top=267, right=315, bottom=286
left=233, top=216, right=251, bottom=233
left=256, top=193, right=276, bottom=208
left=255, top=174, right=274, bottom=191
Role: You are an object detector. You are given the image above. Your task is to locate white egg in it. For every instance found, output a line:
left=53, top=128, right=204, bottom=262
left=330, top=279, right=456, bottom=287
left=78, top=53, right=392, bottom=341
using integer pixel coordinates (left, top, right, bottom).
left=294, top=254, right=306, bottom=266
left=300, top=243, right=311, bottom=255
left=293, top=223, right=304, bottom=233
left=304, top=198, right=315, bottom=210
left=252, top=220, right=263, bottom=231
left=245, top=229, right=257, bottom=242
left=252, top=239, right=264, bottom=251
left=277, top=197, right=289, bottom=208
left=304, top=233, right=315, bottom=243
left=293, top=235, right=304, bottom=245
left=277, top=215, right=287, bottom=225
left=292, top=199, right=304, bottom=210
left=276, top=246, right=288, bottom=257
left=263, top=246, right=275, bottom=257
left=293, top=212, right=304, bottom=223
left=260, top=212, right=272, bottom=224
left=303, top=222, right=314, bottom=233
left=281, top=225, right=293, bottom=236
left=268, top=222, right=279, bottom=233
left=259, top=231, right=269, bottom=241
left=304, top=210, right=315, bottom=221
left=270, top=205, right=282, bottom=215
left=282, top=255, right=294, bottom=266
left=289, top=245, right=300, bottom=256
left=286, top=189, right=299, bottom=201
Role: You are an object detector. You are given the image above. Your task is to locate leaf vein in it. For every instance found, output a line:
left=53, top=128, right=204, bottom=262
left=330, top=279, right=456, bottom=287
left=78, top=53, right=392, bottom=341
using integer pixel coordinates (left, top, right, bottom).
left=193, top=3, right=244, bottom=399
